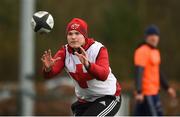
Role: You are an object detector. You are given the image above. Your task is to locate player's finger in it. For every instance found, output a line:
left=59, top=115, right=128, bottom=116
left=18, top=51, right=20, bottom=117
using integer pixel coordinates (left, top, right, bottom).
left=79, top=47, right=86, bottom=55
left=42, top=54, right=45, bottom=59
left=43, top=54, right=49, bottom=62
left=74, top=52, right=82, bottom=58
left=45, top=49, right=50, bottom=60
left=48, top=49, right=52, bottom=58
left=44, top=50, right=49, bottom=59
left=41, top=57, right=44, bottom=61
left=44, top=51, right=48, bottom=58
left=41, top=58, right=45, bottom=62
left=43, top=54, right=47, bottom=58
left=44, top=50, right=48, bottom=55
left=75, top=52, right=86, bottom=62
left=81, top=55, right=87, bottom=60
left=54, top=57, right=61, bottom=62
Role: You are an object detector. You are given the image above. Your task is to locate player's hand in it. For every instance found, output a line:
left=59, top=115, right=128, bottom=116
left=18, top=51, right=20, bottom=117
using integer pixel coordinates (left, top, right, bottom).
left=74, top=47, right=90, bottom=69
left=41, top=49, right=61, bottom=72
left=168, top=87, right=176, bottom=98
left=135, top=93, right=144, bottom=103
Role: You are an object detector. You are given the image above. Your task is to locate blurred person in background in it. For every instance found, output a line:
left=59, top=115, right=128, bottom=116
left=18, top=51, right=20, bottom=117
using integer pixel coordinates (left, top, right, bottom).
left=133, top=24, right=176, bottom=116
left=41, top=18, right=121, bottom=116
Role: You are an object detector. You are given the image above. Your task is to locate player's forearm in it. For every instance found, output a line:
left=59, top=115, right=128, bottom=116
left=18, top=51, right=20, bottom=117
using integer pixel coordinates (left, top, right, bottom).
left=87, top=47, right=110, bottom=81
left=135, top=65, right=144, bottom=93
left=43, top=64, right=64, bottom=79
left=88, top=63, right=110, bottom=81
left=160, top=70, right=169, bottom=90
left=43, top=69, right=54, bottom=79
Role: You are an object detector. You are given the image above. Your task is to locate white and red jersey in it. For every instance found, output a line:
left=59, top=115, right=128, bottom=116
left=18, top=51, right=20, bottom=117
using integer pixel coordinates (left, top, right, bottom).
left=43, top=38, right=121, bottom=102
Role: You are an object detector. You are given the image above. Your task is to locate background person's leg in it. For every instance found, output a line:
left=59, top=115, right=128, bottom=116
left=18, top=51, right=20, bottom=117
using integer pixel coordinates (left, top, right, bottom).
left=153, top=94, right=163, bottom=116
left=146, top=95, right=158, bottom=116
left=134, top=101, right=147, bottom=115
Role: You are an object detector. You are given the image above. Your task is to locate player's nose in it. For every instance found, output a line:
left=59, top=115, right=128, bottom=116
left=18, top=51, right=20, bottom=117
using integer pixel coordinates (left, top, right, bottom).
left=71, top=33, right=76, bottom=39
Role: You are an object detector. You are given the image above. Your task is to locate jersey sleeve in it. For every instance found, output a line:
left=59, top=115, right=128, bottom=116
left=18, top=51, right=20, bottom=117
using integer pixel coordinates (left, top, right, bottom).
left=134, top=47, right=149, bottom=67
left=43, top=46, right=66, bottom=79
left=160, top=69, right=169, bottom=90
left=87, top=47, right=110, bottom=81
left=134, top=66, right=144, bottom=93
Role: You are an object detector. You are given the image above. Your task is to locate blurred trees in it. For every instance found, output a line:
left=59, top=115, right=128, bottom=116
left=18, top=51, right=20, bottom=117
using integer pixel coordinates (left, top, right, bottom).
left=0, top=0, right=180, bottom=81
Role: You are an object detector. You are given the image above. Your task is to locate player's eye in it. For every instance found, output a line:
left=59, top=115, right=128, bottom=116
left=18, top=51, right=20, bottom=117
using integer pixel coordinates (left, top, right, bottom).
left=68, top=32, right=73, bottom=36
left=75, top=32, right=80, bottom=35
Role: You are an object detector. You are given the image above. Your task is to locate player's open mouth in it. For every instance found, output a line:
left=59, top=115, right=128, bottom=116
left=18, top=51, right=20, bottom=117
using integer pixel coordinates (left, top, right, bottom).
left=70, top=41, right=78, bottom=44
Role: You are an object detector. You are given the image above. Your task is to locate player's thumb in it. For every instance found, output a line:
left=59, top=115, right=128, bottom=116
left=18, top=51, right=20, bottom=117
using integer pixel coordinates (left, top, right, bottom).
left=54, top=57, right=61, bottom=62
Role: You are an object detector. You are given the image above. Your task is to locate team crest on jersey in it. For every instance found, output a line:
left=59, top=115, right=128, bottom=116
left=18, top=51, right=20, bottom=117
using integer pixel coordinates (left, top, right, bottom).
left=71, top=23, right=80, bottom=29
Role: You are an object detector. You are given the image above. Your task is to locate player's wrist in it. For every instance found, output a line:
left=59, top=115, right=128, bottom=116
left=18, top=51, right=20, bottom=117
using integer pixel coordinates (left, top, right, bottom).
left=137, top=90, right=142, bottom=94
left=44, top=67, right=52, bottom=72
left=84, top=61, right=91, bottom=70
